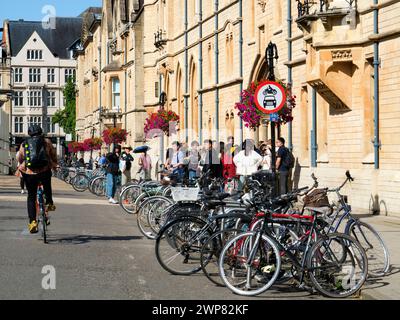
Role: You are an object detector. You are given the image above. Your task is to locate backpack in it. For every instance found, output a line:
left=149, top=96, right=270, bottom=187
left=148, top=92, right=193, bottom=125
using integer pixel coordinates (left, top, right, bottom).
left=283, top=147, right=295, bottom=169
left=24, top=136, right=48, bottom=169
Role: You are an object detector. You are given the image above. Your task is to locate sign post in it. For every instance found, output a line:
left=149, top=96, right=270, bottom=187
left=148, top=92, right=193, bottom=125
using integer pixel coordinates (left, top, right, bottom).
left=258, top=42, right=283, bottom=195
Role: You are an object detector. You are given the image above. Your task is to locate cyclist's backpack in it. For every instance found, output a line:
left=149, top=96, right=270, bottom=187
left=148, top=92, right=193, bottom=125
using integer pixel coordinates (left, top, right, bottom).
left=283, top=147, right=295, bottom=169
left=24, top=136, right=49, bottom=169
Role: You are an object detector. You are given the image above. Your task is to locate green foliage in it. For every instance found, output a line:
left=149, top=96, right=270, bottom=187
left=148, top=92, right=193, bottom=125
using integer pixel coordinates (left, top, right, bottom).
left=52, top=77, right=76, bottom=139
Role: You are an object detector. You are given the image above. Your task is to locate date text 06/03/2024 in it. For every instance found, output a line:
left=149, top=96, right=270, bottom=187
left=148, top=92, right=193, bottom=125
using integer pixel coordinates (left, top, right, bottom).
left=152, top=304, right=249, bottom=317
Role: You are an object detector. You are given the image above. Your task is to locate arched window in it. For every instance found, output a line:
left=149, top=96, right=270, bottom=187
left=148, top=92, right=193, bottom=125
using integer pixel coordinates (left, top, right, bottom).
left=225, top=24, right=234, bottom=76
left=176, top=66, right=184, bottom=131
left=190, top=61, right=198, bottom=137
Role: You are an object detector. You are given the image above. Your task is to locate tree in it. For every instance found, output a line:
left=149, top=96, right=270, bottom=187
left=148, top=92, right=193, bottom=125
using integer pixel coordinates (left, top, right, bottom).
left=52, top=77, right=76, bottom=139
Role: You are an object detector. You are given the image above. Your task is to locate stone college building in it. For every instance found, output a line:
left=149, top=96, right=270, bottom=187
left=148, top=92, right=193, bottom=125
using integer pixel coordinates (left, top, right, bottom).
left=74, top=0, right=400, bottom=216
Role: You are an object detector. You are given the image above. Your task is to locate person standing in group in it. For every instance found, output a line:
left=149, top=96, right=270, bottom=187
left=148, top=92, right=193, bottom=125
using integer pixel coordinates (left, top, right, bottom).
left=223, top=142, right=237, bottom=193
left=201, top=139, right=222, bottom=179
left=98, top=153, right=107, bottom=167
left=138, top=149, right=152, bottom=181
left=187, top=141, right=201, bottom=180
left=276, top=137, right=294, bottom=195
left=106, top=146, right=121, bottom=204
left=120, top=146, right=134, bottom=185
left=167, top=141, right=185, bottom=182
left=260, top=139, right=272, bottom=171
left=233, top=139, right=262, bottom=191
left=17, top=125, right=58, bottom=233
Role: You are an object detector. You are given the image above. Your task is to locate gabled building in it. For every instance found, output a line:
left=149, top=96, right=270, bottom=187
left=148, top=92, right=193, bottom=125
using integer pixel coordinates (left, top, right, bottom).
left=2, top=17, right=83, bottom=156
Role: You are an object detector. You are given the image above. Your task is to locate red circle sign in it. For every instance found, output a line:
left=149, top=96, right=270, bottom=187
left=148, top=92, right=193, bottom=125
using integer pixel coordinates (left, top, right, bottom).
left=254, top=81, right=287, bottom=114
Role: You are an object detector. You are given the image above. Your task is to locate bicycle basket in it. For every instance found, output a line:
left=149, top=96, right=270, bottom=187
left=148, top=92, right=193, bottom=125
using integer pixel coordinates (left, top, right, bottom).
left=303, top=189, right=330, bottom=208
left=171, top=187, right=200, bottom=202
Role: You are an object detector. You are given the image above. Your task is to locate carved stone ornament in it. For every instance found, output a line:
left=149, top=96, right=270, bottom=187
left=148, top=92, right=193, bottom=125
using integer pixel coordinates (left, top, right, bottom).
left=258, top=0, right=267, bottom=13
left=331, top=49, right=352, bottom=61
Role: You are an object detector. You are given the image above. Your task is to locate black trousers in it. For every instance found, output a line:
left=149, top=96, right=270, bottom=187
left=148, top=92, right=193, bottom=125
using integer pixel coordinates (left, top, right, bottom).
left=20, top=177, right=25, bottom=190
left=23, top=170, right=54, bottom=223
left=279, top=171, right=289, bottom=196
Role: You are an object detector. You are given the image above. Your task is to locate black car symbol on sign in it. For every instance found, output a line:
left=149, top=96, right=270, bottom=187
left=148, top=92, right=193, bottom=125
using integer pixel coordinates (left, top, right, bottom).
left=263, top=86, right=277, bottom=109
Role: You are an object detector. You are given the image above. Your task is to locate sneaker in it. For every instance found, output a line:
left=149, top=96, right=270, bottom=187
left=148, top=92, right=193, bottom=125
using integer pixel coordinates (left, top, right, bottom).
left=28, top=221, right=39, bottom=234
left=109, top=198, right=118, bottom=204
left=47, top=204, right=56, bottom=212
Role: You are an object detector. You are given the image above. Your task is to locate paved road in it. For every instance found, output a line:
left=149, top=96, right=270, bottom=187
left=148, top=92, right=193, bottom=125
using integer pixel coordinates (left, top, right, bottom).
left=0, top=175, right=397, bottom=300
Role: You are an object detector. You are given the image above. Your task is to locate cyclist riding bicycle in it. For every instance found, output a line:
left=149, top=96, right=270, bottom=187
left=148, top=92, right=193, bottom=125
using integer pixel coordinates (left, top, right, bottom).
left=17, top=125, right=58, bottom=234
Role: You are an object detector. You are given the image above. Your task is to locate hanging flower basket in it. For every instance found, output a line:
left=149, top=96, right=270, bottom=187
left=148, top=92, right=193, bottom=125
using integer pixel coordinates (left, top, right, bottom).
left=82, top=137, right=103, bottom=151
left=102, top=128, right=128, bottom=145
left=144, top=109, right=180, bottom=139
left=68, top=141, right=85, bottom=153
left=234, top=80, right=296, bottom=130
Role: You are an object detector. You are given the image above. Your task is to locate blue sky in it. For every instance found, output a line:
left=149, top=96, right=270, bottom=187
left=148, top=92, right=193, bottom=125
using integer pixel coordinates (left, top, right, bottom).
left=1, top=0, right=102, bottom=25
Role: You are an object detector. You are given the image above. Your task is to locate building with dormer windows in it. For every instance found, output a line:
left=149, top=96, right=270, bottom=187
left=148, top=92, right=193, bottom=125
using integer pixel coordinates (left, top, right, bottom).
left=1, top=17, right=83, bottom=156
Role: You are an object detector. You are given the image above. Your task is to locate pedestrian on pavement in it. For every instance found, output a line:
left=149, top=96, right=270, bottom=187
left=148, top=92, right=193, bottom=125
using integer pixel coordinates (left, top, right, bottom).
left=276, top=137, right=293, bottom=195
left=106, top=146, right=121, bottom=204
left=233, top=139, right=262, bottom=191
left=98, top=153, right=107, bottom=167
left=260, top=139, right=272, bottom=171
left=17, top=125, right=58, bottom=233
left=138, top=149, right=152, bottom=181
left=121, top=146, right=134, bottom=185
left=186, top=141, right=201, bottom=180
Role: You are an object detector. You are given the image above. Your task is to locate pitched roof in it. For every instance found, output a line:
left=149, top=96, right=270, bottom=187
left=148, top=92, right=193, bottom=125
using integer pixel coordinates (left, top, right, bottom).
left=8, top=17, right=83, bottom=59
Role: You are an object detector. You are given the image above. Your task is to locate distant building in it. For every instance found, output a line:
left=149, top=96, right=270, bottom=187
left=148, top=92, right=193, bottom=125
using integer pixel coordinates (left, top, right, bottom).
left=1, top=17, right=83, bottom=157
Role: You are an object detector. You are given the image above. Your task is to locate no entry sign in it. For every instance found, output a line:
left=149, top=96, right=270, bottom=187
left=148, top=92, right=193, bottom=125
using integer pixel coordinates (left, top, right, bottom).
left=254, top=81, right=286, bottom=114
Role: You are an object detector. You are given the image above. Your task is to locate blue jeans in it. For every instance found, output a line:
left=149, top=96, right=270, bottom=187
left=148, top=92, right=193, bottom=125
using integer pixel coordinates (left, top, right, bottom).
left=106, top=173, right=118, bottom=198
left=189, top=170, right=198, bottom=180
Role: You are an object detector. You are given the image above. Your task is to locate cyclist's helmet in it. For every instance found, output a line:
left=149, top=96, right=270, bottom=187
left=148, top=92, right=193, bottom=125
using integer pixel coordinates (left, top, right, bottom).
left=28, top=124, right=43, bottom=137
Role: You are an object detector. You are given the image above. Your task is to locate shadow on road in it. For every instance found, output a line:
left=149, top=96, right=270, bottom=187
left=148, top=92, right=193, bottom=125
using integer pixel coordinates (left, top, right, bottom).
left=48, top=234, right=143, bottom=245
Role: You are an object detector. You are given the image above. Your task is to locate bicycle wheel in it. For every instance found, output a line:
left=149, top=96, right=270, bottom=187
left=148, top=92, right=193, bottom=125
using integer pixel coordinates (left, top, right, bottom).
left=119, top=185, right=141, bottom=214
left=41, top=211, right=47, bottom=244
left=155, top=216, right=212, bottom=275
left=72, top=173, right=89, bottom=192
left=147, top=198, right=175, bottom=236
left=347, top=220, right=390, bottom=277
left=137, top=196, right=173, bottom=239
left=218, top=231, right=281, bottom=296
left=200, top=229, right=243, bottom=286
left=92, top=177, right=106, bottom=197
left=307, top=233, right=368, bottom=298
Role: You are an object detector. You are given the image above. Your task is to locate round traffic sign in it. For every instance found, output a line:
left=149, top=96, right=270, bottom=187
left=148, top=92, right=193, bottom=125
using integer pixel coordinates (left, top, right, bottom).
left=254, top=81, right=287, bottom=114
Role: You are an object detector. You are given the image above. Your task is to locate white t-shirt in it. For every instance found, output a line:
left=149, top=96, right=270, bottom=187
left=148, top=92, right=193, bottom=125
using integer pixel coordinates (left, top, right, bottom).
left=233, top=150, right=262, bottom=176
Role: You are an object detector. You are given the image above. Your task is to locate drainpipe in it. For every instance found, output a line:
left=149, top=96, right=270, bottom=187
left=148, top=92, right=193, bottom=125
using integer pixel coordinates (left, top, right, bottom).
left=373, top=0, right=380, bottom=169
left=184, top=0, right=189, bottom=143
left=98, top=44, right=102, bottom=136
left=159, top=73, right=164, bottom=163
left=311, top=87, right=317, bottom=167
left=287, top=0, right=293, bottom=152
left=199, top=0, right=203, bottom=143
left=214, top=0, right=219, bottom=140
left=239, top=0, right=243, bottom=146
left=124, top=36, right=127, bottom=131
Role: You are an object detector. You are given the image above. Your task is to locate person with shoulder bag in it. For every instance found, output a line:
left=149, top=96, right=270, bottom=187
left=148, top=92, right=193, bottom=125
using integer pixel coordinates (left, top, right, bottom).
left=276, top=137, right=295, bottom=195
left=17, top=125, right=58, bottom=234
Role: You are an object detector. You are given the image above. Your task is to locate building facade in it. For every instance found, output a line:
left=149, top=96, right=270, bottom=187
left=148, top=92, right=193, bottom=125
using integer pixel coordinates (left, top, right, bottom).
left=1, top=17, right=83, bottom=157
left=0, top=29, right=12, bottom=174
left=75, top=0, right=400, bottom=216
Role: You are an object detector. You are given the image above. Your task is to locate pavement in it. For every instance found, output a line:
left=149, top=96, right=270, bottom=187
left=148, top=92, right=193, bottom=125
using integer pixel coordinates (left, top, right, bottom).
left=0, top=175, right=399, bottom=300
